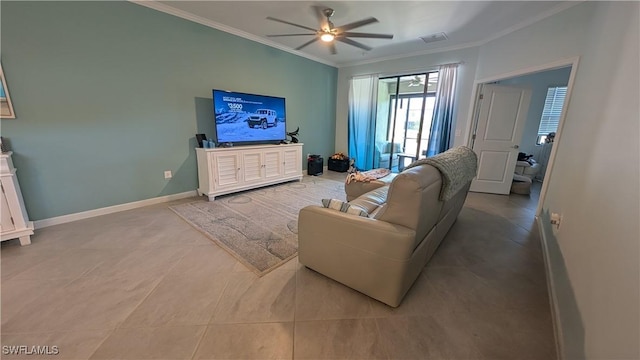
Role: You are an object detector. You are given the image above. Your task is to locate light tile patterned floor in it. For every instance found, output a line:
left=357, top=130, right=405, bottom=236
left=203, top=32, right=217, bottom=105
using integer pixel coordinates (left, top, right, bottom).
left=0, top=173, right=554, bottom=359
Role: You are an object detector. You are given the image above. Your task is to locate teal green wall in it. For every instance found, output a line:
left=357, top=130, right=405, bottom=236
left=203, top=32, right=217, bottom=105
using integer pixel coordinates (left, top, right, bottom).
left=0, top=1, right=337, bottom=221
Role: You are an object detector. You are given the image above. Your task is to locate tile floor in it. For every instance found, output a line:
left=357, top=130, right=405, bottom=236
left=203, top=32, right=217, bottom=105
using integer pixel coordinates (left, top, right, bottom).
left=1, top=173, right=554, bottom=359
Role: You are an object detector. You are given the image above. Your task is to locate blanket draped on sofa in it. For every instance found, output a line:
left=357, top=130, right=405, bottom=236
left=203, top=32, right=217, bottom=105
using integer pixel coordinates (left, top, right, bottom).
left=405, top=146, right=478, bottom=201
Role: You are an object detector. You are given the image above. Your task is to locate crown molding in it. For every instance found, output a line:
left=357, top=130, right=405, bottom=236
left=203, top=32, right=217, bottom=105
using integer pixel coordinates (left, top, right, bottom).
left=337, top=39, right=485, bottom=68
left=129, top=0, right=337, bottom=68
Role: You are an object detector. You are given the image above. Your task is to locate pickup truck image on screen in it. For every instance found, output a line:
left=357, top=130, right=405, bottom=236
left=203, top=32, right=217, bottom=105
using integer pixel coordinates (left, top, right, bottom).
left=247, top=109, right=277, bottom=129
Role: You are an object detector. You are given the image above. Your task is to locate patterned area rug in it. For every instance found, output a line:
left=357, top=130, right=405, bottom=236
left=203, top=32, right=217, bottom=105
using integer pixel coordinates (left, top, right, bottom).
left=170, top=177, right=345, bottom=276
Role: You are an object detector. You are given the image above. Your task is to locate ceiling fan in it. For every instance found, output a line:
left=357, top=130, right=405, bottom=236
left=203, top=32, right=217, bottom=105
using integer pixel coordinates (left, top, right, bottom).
left=266, top=7, right=393, bottom=54
left=407, top=75, right=424, bottom=87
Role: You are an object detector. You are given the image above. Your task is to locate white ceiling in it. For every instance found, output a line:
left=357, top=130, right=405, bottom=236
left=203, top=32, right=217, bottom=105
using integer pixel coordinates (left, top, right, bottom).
left=136, top=1, right=578, bottom=67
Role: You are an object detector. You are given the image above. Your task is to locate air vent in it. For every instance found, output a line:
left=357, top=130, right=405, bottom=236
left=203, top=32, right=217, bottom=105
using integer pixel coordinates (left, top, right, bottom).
left=420, top=32, right=448, bottom=44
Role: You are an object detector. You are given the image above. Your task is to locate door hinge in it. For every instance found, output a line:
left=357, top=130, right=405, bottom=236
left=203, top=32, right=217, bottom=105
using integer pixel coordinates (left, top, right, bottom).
left=472, top=134, right=477, bottom=140
left=0, top=183, right=4, bottom=194
left=10, top=217, right=14, bottom=225
left=479, top=94, right=484, bottom=100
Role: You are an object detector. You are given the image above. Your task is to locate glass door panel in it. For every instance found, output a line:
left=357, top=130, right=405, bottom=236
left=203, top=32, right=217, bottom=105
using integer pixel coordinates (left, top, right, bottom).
left=373, top=77, right=397, bottom=169
left=374, top=72, right=438, bottom=172
left=418, top=96, right=436, bottom=159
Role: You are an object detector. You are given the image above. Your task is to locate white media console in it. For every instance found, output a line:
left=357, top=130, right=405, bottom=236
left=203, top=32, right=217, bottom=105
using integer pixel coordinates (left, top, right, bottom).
left=196, top=143, right=303, bottom=201
left=1, top=152, right=34, bottom=246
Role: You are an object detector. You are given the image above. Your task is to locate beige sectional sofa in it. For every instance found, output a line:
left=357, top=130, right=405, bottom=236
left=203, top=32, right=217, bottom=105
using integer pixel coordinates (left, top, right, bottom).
left=298, top=146, right=477, bottom=307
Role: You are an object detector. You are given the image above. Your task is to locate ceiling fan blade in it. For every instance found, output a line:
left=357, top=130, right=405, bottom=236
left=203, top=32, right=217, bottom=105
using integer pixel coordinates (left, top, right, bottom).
left=329, top=42, right=337, bottom=55
left=266, top=17, right=318, bottom=32
left=335, top=17, right=378, bottom=32
left=336, top=37, right=372, bottom=51
left=341, top=32, right=393, bottom=39
left=267, top=34, right=316, bottom=37
left=312, top=6, right=330, bottom=30
left=295, top=37, right=320, bottom=50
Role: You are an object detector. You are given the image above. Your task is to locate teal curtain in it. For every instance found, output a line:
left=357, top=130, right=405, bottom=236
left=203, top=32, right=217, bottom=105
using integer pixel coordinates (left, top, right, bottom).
left=427, top=64, right=458, bottom=157
left=348, top=75, right=378, bottom=170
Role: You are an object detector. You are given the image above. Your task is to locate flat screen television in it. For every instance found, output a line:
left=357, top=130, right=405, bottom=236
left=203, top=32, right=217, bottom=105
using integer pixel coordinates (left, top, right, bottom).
left=212, top=89, right=286, bottom=145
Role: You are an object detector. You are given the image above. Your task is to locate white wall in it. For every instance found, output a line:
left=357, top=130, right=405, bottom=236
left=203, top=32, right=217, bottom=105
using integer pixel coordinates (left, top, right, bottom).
left=475, top=2, right=593, bottom=81
left=335, top=47, right=480, bottom=153
left=499, top=67, right=572, bottom=156
left=541, top=2, right=640, bottom=358
left=469, top=2, right=639, bottom=358
left=335, top=2, right=639, bottom=358
left=470, top=1, right=639, bottom=358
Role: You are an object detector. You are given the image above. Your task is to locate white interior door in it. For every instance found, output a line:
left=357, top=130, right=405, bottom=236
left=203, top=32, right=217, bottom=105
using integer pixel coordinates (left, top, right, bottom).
left=470, top=84, right=532, bottom=194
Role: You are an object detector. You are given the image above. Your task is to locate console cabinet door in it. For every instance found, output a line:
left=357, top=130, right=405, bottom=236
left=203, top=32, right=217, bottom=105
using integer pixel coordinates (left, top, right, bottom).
left=213, top=152, right=242, bottom=189
left=0, top=184, right=16, bottom=233
left=263, top=150, right=283, bottom=180
left=283, top=147, right=302, bottom=176
left=0, top=153, right=33, bottom=245
left=242, top=151, right=263, bottom=184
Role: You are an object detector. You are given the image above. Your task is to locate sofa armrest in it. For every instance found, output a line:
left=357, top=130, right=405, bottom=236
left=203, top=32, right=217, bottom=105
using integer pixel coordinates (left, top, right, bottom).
left=298, top=206, right=420, bottom=307
left=298, top=206, right=416, bottom=261
left=345, top=173, right=397, bottom=201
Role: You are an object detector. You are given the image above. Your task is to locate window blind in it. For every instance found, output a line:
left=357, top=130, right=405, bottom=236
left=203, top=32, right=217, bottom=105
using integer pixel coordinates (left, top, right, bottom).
left=538, top=86, right=567, bottom=136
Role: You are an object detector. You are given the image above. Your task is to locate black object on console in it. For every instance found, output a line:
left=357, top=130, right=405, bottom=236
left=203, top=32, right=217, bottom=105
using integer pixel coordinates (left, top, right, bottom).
left=195, top=134, right=207, bottom=148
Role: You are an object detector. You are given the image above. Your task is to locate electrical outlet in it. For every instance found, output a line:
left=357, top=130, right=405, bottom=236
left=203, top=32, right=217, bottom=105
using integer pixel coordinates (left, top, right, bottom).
left=455, top=129, right=461, bottom=137
left=164, top=170, right=172, bottom=179
left=550, top=212, right=562, bottom=229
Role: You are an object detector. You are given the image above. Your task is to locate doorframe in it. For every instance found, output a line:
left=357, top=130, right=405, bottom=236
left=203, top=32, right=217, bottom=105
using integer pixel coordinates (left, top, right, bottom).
left=464, top=56, right=580, bottom=216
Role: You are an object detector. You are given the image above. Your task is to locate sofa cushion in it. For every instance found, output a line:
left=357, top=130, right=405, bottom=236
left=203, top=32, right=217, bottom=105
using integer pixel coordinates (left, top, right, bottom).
left=345, top=173, right=397, bottom=201
left=321, top=199, right=369, bottom=217
left=381, top=142, right=403, bottom=154
left=378, top=153, right=391, bottom=163
left=348, top=186, right=389, bottom=215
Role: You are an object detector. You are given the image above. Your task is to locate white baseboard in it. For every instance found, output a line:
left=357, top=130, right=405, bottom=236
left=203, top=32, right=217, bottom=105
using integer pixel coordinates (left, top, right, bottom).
left=536, top=213, right=564, bottom=360
left=34, top=190, right=198, bottom=229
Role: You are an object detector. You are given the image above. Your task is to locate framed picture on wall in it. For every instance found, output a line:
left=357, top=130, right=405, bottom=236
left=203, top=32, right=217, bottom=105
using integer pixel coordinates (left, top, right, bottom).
left=0, top=63, right=16, bottom=119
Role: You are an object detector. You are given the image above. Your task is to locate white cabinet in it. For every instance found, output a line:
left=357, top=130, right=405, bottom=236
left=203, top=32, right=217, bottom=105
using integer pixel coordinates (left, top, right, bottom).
left=283, top=147, right=302, bottom=176
left=263, top=149, right=284, bottom=180
left=213, top=152, right=242, bottom=188
left=196, top=143, right=303, bottom=201
left=0, top=152, right=33, bottom=246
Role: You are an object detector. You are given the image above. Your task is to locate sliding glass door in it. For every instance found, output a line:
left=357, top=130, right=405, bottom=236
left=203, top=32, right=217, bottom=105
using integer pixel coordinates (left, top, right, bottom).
left=374, top=72, right=439, bottom=172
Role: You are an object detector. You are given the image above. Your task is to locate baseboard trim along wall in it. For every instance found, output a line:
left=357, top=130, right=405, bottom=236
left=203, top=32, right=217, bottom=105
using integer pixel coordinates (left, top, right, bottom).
left=536, top=212, right=564, bottom=360
left=34, top=190, right=198, bottom=229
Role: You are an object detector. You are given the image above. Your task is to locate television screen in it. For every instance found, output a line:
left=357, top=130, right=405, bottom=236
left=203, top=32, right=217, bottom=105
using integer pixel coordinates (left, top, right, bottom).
left=213, top=89, right=286, bottom=144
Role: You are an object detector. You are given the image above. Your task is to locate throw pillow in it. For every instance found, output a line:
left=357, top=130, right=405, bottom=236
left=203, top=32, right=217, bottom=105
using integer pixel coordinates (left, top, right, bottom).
left=321, top=199, right=369, bottom=217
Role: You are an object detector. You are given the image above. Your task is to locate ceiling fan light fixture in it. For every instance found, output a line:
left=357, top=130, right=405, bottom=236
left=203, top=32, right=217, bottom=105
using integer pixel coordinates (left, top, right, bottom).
left=320, top=33, right=335, bottom=42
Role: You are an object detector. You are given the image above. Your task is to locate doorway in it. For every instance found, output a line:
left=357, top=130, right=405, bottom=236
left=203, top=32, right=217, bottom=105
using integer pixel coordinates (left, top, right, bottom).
left=467, top=58, right=578, bottom=215
left=469, top=84, right=533, bottom=195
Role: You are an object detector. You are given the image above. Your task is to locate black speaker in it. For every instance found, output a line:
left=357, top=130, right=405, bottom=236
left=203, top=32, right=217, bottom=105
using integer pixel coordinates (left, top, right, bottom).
left=195, top=134, right=207, bottom=148
left=307, top=155, right=323, bottom=176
